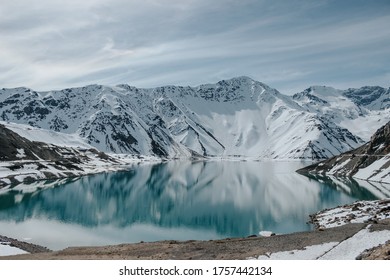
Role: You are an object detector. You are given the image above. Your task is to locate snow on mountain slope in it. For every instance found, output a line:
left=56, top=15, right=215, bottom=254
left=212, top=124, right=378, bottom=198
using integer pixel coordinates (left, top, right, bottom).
left=0, top=85, right=192, bottom=157
left=1, top=121, right=93, bottom=149
left=0, top=77, right=388, bottom=160
left=297, top=121, right=390, bottom=184
left=343, top=86, right=390, bottom=111
left=0, top=122, right=162, bottom=187
left=293, top=85, right=390, bottom=142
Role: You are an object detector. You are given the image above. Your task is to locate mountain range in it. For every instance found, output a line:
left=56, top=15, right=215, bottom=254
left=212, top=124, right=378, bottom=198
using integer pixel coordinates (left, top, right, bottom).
left=1, top=76, right=389, bottom=160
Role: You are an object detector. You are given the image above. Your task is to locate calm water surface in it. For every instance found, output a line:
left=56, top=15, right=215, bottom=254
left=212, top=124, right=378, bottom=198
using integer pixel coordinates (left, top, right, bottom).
left=0, top=161, right=389, bottom=250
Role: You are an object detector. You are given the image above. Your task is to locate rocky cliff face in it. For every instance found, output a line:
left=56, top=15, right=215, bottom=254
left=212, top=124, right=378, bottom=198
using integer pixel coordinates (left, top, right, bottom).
left=297, top=121, right=390, bottom=183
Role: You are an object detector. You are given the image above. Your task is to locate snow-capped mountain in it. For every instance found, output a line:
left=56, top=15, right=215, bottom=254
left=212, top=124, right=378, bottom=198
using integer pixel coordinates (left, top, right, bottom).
left=0, top=77, right=389, bottom=160
left=292, top=85, right=390, bottom=141
left=297, top=121, right=390, bottom=184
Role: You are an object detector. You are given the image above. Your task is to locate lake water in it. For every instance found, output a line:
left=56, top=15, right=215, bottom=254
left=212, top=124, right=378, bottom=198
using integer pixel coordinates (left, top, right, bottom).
left=0, top=160, right=389, bottom=250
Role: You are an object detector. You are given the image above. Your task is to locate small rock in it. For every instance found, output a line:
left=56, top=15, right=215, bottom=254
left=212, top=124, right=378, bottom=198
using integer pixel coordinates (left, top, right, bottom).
left=259, top=231, right=274, bottom=237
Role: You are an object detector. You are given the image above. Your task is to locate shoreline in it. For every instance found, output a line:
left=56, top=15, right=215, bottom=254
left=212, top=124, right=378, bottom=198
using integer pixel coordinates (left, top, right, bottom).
left=1, top=199, right=389, bottom=260
left=0, top=157, right=312, bottom=189
left=1, top=220, right=389, bottom=260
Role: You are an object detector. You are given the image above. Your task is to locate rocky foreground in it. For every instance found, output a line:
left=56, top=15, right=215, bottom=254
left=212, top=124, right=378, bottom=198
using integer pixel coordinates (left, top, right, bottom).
left=1, top=200, right=389, bottom=260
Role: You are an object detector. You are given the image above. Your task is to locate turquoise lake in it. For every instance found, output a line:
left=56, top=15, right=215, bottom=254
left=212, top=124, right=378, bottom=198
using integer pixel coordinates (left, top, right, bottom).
left=0, top=161, right=389, bottom=250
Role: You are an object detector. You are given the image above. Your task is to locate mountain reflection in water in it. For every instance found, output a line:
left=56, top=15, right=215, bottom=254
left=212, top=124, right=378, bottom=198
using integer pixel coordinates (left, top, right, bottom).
left=0, top=161, right=388, bottom=250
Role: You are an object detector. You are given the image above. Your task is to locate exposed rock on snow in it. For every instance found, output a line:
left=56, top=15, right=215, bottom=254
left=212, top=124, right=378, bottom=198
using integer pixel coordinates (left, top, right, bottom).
left=309, top=199, right=390, bottom=229
left=0, top=123, right=161, bottom=187
left=0, top=234, right=49, bottom=256
left=297, top=121, right=390, bottom=184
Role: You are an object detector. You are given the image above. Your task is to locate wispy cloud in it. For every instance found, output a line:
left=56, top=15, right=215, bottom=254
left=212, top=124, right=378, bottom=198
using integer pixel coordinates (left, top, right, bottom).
left=0, top=0, right=389, bottom=93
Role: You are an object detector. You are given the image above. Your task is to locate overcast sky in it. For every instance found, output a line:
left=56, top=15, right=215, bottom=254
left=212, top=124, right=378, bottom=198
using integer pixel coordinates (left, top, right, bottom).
left=1, top=0, right=389, bottom=94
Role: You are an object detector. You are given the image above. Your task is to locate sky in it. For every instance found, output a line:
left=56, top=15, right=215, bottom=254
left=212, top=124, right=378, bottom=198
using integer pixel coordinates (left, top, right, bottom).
left=0, top=0, right=389, bottom=94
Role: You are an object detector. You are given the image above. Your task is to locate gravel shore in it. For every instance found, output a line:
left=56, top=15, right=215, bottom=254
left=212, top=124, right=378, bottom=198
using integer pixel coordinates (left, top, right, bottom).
left=1, top=219, right=389, bottom=260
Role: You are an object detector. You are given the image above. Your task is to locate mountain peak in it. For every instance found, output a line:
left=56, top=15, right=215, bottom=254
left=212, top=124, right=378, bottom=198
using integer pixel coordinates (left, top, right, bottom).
left=304, top=85, right=341, bottom=96
left=222, top=76, right=254, bottom=83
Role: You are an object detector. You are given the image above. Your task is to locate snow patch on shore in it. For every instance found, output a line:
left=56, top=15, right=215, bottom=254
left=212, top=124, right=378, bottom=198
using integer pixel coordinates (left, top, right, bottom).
left=319, top=226, right=390, bottom=260
left=254, top=226, right=389, bottom=260
left=0, top=243, right=28, bottom=256
left=255, top=242, right=338, bottom=260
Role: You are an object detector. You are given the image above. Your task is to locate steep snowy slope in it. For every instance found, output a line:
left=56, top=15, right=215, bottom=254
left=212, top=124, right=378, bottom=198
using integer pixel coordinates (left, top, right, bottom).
left=297, top=121, right=390, bottom=184
left=1, top=121, right=93, bottom=149
left=0, top=77, right=388, bottom=159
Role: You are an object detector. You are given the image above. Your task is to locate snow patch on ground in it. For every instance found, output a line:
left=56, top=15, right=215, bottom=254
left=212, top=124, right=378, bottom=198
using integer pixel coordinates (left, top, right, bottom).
left=0, top=243, right=28, bottom=256
left=254, top=226, right=390, bottom=260
left=319, top=226, right=390, bottom=260
left=328, top=158, right=350, bottom=174
left=16, top=148, right=26, bottom=159
left=255, top=242, right=339, bottom=260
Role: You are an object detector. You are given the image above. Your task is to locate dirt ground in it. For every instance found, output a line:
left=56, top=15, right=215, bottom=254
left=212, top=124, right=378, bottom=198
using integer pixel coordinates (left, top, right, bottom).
left=1, top=219, right=389, bottom=260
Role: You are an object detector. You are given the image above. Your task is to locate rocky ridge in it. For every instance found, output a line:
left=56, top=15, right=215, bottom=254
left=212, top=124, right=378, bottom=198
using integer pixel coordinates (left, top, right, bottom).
left=297, top=121, right=390, bottom=183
